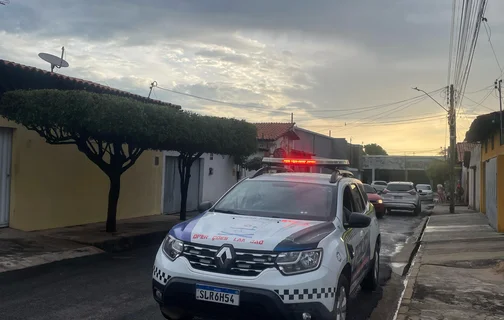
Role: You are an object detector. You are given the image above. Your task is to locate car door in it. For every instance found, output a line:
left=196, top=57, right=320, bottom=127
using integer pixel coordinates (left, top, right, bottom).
left=342, top=183, right=371, bottom=292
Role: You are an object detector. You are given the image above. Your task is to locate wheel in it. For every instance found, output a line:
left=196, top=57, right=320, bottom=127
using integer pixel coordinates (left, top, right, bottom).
left=333, top=274, right=349, bottom=320
left=414, top=203, right=421, bottom=215
left=361, top=242, right=380, bottom=291
left=160, top=306, right=191, bottom=320
left=386, top=208, right=392, bottom=214
left=376, top=211, right=384, bottom=219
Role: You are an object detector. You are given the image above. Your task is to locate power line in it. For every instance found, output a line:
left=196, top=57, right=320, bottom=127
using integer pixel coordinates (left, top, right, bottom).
left=482, top=18, right=503, bottom=77
left=462, top=91, right=495, bottom=111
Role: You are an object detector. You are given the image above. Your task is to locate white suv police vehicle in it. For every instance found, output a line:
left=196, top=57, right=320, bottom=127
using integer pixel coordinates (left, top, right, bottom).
left=152, top=158, right=381, bottom=320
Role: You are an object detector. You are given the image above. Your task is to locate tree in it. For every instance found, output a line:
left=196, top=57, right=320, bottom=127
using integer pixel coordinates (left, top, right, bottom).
left=172, top=114, right=257, bottom=220
left=426, top=159, right=450, bottom=188
left=364, top=143, right=388, bottom=156
left=0, top=90, right=257, bottom=230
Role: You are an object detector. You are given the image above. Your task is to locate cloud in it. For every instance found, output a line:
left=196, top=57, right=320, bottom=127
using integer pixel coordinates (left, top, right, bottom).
left=1, top=0, right=503, bottom=154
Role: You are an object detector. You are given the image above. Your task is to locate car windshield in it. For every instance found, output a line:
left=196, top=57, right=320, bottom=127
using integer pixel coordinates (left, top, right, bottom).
left=387, top=183, right=414, bottom=192
left=363, top=184, right=376, bottom=193
left=213, top=180, right=334, bottom=221
left=417, top=185, right=431, bottom=190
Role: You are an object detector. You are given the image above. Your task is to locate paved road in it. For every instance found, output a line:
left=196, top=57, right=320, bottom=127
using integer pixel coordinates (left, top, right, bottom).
left=0, top=214, right=425, bottom=320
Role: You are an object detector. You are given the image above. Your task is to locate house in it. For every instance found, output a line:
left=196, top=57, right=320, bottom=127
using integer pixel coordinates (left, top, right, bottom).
left=467, top=144, right=482, bottom=211
left=465, top=111, right=504, bottom=232
left=457, top=142, right=479, bottom=206
left=0, top=59, right=185, bottom=231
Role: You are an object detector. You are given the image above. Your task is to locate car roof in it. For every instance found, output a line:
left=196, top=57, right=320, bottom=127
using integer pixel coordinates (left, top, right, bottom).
left=249, top=172, right=357, bottom=186
left=388, top=181, right=414, bottom=185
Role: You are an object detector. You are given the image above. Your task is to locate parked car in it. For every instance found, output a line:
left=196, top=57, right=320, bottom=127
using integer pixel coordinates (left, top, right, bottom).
left=381, top=181, right=421, bottom=215
left=152, top=157, right=381, bottom=320
left=416, top=184, right=434, bottom=202
left=371, top=180, right=388, bottom=193
left=363, top=184, right=385, bottom=218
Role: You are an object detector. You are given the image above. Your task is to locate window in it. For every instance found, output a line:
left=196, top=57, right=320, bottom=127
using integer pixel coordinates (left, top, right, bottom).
left=342, top=186, right=354, bottom=221
left=350, top=184, right=365, bottom=212
left=363, top=184, right=377, bottom=193
left=386, top=183, right=414, bottom=192
left=213, top=180, right=335, bottom=221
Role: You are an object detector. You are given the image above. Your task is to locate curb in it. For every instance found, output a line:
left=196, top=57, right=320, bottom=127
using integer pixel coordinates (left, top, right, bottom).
left=390, top=216, right=429, bottom=276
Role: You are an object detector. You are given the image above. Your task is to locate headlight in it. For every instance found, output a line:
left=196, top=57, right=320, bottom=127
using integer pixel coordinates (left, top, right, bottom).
left=162, top=235, right=184, bottom=261
left=276, top=249, right=323, bottom=275
left=377, top=199, right=383, bottom=204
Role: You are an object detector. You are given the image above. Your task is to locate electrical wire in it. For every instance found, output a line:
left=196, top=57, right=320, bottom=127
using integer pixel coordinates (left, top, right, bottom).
left=482, top=18, right=503, bottom=77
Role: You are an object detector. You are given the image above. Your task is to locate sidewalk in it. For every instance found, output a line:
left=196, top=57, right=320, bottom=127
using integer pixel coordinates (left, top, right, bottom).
left=0, top=212, right=194, bottom=273
left=396, top=208, right=504, bottom=320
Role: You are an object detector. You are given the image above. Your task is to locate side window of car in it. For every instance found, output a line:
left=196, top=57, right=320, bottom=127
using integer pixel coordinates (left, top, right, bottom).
left=342, top=186, right=354, bottom=221
left=357, top=183, right=368, bottom=203
left=350, top=183, right=365, bottom=213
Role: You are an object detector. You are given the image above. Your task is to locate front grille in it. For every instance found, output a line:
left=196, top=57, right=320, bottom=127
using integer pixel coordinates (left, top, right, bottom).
left=182, top=243, right=278, bottom=277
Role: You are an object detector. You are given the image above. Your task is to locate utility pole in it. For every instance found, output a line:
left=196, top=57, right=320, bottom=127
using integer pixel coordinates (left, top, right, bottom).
left=495, top=79, right=503, bottom=145
left=290, top=113, right=294, bottom=124
left=449, top=84, right=456, bottom=214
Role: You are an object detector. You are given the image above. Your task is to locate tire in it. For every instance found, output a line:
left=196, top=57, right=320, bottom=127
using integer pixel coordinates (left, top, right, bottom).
left=414, top=203, right=421, bottom=215
left=160, top=307, right=191, bottom=320
left=333, top=274, right=350, bottom=320
left=376, top=211, right=384, bottom=219
left=386, top=208, right=392, bottom=214
left=361, top=242, right=380, bottom=291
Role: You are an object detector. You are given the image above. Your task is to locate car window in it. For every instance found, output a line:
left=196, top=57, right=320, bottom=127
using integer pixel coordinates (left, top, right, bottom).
left=213, top=180, right=335, bottom=221
left=350, top=184, right=365, bottom=212
left=417, top=185, right=431, bottom=190
left=387, top=183, right=414, bottom=192
left=363, top=184, right=376, bottom=193
left=342, top=186, right=354, bottom=221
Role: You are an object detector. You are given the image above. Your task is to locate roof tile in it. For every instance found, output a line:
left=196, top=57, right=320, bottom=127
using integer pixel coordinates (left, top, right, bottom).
left=253, top=122, right=295, bottom=140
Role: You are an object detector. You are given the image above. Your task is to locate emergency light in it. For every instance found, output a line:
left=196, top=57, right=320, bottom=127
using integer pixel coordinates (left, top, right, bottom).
left=262, top=157, right=350, bottom=166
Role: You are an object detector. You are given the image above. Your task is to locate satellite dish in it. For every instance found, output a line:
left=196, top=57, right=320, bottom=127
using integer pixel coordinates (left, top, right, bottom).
left=38, top=47, right=69, bottom=73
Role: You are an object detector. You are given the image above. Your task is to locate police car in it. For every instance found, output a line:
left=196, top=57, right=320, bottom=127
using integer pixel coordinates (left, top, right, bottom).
left=152, top=157, right=381, bottom=320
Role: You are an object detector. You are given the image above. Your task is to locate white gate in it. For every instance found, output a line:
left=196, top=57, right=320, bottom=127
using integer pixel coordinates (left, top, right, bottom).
left=485, top=158, right=498, bottom=230
left=0, top=128, right=12, bottom=227
left=163, top=156, right=201, bottom=214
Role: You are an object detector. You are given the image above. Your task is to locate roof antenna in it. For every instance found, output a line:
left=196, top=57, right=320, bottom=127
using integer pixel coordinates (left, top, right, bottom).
left=38, top=47, right=69, bottom=73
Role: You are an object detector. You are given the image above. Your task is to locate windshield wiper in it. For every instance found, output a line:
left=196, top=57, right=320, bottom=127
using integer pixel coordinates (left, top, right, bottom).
left=211, top=208, right=242, bottom=215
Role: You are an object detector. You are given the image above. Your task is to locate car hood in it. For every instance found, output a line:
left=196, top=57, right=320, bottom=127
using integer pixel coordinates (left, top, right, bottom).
left=367, top=193, right=382, bottom=201
left=169, top=211, right=336, bottom=252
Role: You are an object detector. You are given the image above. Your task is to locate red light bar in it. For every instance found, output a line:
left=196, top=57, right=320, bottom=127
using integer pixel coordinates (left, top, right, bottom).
left=282, top=159, right=317, bottom=165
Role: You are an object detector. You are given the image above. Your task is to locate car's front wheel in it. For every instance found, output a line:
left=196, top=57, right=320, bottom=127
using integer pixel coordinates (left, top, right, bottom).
left=333, top=274, right=349, bottom=320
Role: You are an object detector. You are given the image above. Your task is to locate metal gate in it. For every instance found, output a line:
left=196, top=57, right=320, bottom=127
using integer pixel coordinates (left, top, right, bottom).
left=163, top=156, right=201, bottom=214
left=485, top=158, right=498, bottom=230
left=0, top=128, right=12, bottom=227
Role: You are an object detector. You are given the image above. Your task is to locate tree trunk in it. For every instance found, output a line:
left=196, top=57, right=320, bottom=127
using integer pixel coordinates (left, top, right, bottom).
left=177, top=152, right=203, bottom=221
left=106, top=173, right=121, bottom=232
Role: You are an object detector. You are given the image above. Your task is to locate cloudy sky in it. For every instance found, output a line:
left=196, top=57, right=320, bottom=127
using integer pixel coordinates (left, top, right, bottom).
left=1, top=0, right=503, bottom=155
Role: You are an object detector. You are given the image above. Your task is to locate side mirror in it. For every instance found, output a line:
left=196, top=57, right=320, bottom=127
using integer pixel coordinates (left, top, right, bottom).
left=344, top=212, right=371, bottom=229
left=197, top=201, right=213, bottom=213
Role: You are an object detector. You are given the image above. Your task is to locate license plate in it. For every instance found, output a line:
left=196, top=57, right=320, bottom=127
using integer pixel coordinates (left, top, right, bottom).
left=394, top=196, right=402, bottom=199
left=195, top=284, right=240, bottom=306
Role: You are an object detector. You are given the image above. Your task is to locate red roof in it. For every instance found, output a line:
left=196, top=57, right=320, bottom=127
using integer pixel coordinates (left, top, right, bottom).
left=456, top=142, right=478, bottom=162
left=254, top=122, right=297, bottom=140
left=0, top=59, right=180, bottom=109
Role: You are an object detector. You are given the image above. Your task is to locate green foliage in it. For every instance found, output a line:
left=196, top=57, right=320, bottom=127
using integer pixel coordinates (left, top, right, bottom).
left=426, top=160, right=449, bottom=187
left=0, top=89, right=258, bottom=228
left=364, top=143, right=388, bottom=156
left=243, top=156, right=263, bottom=171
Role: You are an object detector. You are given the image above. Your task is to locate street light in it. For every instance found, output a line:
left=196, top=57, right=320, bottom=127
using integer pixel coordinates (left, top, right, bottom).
left=412, top=87, right=449, bottom=112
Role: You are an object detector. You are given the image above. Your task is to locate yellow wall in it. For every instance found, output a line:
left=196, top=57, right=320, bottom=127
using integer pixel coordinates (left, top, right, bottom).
left=1, top=119, right=163, bottom=231
left=481, top=131, right=504, bottom=161
left=479, top=130, right=504, bottom=232
left=497, top=155, right=504, bottom=232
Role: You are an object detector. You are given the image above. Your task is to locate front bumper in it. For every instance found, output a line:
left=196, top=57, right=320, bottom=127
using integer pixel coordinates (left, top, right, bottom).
left=383, top=201, right=417, bottom=210
left=153, top=278, right=334, bottom=320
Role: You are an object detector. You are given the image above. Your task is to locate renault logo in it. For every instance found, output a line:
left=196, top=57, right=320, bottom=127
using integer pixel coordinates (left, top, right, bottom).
left=215, top=244, right=235, bottom=270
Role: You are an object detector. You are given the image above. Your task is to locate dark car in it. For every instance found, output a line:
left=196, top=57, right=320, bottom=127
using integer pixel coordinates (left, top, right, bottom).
left=363, top=184, right=385, bottom=218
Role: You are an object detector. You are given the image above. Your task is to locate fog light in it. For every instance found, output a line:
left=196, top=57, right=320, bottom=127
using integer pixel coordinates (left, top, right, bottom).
left=155, top=288, right=163, bottom=300
left=302, top=312, right=312, bottom=320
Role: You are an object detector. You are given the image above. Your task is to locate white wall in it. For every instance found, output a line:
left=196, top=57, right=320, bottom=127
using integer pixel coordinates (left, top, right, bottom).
left=201, top=153, right=238, bottom=203
left=468, top=144, right=481, bottom=211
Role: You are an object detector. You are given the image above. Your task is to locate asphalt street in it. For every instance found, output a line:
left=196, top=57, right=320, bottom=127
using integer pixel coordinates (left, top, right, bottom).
left=0, top=213, right=425, bottom=320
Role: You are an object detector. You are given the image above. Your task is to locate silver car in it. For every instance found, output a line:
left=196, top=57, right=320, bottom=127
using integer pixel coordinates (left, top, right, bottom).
left=371, top=180, right=388, bottom=193
left=416, top=184, right=434, bottom=202
left=381, top=181, right=421, bottom=215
